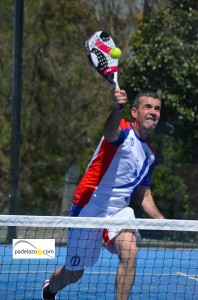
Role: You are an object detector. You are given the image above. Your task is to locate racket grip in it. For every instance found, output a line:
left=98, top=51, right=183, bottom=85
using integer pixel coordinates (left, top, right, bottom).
left=115, top=82, right=120, bottom=90
left=113, top=73, right=120, bottom=90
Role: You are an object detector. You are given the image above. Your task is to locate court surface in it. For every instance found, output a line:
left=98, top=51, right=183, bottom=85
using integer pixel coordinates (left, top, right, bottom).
left=0, top=245, right=197, bottom=299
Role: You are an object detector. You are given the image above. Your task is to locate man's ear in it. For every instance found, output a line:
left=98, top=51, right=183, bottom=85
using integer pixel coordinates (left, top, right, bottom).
left=131, top=107, right=137, bottom=119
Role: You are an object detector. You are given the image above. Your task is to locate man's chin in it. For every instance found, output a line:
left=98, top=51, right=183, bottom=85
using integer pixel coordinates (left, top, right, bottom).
left=148, top=118, right=158, bottom=124
left=145, top=122, right=158, bottom=131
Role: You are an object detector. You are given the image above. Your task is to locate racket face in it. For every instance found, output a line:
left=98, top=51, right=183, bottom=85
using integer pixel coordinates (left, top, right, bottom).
left=85, top=31, right=118, bottom=87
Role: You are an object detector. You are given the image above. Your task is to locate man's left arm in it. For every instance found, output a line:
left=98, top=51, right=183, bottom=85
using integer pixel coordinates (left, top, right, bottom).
left=136, top=186, right=165, bottom=219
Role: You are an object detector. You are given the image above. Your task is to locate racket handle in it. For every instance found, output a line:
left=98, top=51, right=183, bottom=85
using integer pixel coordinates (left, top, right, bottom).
left=113, top=73, right=120, bottom=90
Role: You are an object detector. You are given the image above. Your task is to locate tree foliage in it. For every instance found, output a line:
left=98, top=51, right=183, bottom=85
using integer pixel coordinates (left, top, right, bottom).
left=123, top=1, right=198, bottom=156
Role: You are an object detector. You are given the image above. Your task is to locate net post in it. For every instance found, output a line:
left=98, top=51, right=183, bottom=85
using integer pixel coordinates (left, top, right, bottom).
left=7, top=0, right=24, bottom=242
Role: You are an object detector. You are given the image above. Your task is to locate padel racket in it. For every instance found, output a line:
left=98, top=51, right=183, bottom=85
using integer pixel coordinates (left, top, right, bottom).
left=85, top=31, right=120, bottom=89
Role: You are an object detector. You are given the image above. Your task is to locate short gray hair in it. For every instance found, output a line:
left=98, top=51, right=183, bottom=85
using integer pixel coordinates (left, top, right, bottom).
left=131, top=92, right=161, bottom=108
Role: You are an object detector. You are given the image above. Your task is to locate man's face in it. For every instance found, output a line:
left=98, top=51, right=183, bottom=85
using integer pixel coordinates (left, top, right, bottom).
left=131, top=96, right=161, bottom=135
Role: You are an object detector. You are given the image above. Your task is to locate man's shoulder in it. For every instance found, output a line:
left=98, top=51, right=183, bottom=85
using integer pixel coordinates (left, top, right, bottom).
left=120, top=118, right=131, bottom=130
left=145, top=139, right=156, bottom=155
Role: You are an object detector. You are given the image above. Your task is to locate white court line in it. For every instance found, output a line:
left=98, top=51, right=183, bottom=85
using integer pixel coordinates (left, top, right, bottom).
left=2, top=270, right=196, bottom=278
left=176, top=272, right=198, bottom=282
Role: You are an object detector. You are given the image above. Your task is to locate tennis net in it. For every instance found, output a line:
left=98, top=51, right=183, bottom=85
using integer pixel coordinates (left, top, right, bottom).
left=0, top=215, right=198, bottom=300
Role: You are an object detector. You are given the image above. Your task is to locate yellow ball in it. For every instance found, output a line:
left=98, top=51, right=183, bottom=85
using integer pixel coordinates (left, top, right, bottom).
left=109, top=47, right=122, bottom=59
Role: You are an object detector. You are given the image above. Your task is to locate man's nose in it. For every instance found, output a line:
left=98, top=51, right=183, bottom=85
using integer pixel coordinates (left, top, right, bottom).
left=149, top=107, right=156, bottom=115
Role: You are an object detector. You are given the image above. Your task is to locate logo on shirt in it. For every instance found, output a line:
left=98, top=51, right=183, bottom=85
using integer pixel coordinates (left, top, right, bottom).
left=70, top=255, right=81, bottom=266
left=130, top=138, right=134, bottom=146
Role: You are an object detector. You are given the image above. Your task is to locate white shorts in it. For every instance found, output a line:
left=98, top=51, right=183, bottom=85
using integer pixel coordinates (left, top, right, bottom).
left=65, top=205, right=140, bottom=271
